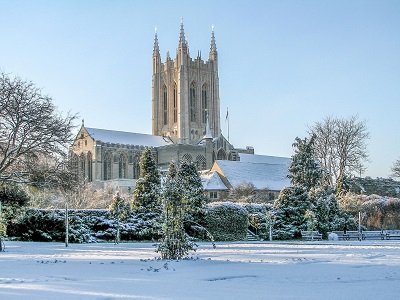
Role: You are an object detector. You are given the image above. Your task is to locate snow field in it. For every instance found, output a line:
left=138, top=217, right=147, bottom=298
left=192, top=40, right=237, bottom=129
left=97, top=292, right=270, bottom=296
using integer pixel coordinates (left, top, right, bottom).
left=0, top=241, right=400, bottom=299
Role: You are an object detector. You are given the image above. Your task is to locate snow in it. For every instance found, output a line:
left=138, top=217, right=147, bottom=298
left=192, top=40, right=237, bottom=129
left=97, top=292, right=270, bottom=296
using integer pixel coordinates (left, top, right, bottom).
left=215, top=160, right=290, bottom=191
left=1, top=241, right=400, bottom=299
left=201, top=171, right=229, bottom=191
left=85, top=127, right=173, bottom=147
left=238, top=153, right=291, bottom=165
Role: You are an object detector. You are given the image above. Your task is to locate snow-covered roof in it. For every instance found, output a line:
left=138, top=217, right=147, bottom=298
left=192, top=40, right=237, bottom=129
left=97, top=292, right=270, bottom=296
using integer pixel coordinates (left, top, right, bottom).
left=201, top=171, right=229, bottom=191
left=214, top=159, right=290, bottom=191
left=239, top=153, right=291, bottom=165
left=85, top=127, right=173, bottom=148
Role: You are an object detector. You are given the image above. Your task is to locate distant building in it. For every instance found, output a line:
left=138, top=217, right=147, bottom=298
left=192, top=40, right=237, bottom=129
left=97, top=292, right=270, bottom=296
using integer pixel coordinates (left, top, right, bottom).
left=69, top=22, right=289, bottom=197
left=201, top=154, right=291, bottom=202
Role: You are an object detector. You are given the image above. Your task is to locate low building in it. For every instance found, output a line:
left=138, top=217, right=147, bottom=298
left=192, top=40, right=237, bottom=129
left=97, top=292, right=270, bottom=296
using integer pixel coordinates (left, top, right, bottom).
left=201, top=154, right=291, bottom=202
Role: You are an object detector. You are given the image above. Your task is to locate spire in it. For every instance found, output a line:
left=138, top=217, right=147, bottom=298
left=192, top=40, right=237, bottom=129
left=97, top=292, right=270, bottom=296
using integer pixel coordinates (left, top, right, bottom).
left=209, top=24, right=217, bottom=60
left=204, top=113, right=213, bottom=139
left=153, top=26, right=160, bottom=56
left=178, top=18, right=189, bottom=49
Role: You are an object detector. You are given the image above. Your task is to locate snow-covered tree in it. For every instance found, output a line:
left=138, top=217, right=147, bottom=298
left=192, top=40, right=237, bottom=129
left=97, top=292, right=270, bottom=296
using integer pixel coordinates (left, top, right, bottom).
left=109, top=192, right=131, bottom=244
left=288, top=135, right=322, bottom=190
left=178, top=162, right=207, bottom=234
left=157, top=163, right=196, bottom=259
left=309, top=185, right=348, bottom=235
left=273, top=186, right=311, bottom=239
left=132, top=148, right=160, bottom=213
left=391, top=157, right=400, bottom=179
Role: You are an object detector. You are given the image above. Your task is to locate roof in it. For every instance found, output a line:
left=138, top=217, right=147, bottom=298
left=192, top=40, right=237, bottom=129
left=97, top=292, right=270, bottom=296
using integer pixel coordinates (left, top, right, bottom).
left=214, top=158, right=291, bottom=191
left=201, top=171, right=229, bottom=191
left=84, top=127, right=173, bottom=148
left=239, top=153, right=291, bottom=165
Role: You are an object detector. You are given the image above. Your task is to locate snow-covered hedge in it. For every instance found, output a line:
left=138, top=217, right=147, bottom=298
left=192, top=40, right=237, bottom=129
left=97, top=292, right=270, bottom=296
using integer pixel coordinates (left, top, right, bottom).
left=205, top=202, right=248, bottom=241
left=10, top=209, right=162, bottom=243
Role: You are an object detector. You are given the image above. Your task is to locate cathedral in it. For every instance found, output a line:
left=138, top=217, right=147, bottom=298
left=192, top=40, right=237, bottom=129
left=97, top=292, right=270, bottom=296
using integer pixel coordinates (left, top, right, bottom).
left=70, top=22, right=256, bottom=193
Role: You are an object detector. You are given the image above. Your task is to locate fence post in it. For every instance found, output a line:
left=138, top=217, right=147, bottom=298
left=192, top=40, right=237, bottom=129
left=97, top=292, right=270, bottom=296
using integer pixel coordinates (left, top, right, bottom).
left=65, top=203, right=69, bottom=247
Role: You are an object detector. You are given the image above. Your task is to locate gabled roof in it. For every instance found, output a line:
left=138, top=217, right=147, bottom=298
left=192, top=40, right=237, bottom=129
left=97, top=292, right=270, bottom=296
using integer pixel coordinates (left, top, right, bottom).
left=84, top=127, right=173, bottom=148
left=201, top=171, right=229, bottom=191
left=213, top=158, right=291, bottom=191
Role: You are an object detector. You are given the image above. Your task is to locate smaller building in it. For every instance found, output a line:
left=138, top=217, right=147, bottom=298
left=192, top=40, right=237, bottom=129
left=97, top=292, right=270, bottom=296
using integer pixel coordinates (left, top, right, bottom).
left=202, top=154, right=291, bottom=202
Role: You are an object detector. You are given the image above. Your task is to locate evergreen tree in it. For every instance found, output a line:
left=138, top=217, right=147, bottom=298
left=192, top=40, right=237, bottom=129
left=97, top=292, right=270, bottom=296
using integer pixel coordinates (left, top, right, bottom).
left=157, top=162, right=196, bottom=259
left=109, top=192, right=131, bottom=244
left=132, top=148, right=160, bottom=213
left=273, top=186, right=311, bottom=239
left=288, top=135, right=322, bottom=190
left=309, top=185, right=346, bottom=235
left=178, top=162, right=207, bottom=235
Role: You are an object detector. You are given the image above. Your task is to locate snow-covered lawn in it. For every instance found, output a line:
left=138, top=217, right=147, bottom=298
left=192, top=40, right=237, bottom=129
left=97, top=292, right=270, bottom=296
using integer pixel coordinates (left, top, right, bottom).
left=1, top=240, right=400, bottom=299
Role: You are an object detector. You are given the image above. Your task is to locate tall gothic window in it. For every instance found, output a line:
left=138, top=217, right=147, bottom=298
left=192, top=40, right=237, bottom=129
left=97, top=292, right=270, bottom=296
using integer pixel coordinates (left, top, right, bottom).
left=87, top=152, right=93, bottom=182
left=190, top=82, right=196, bottom=122
left=119, top=153, right=127, bottom=179
left=103, top=151, right=112, bottom=180
left=80, top=154, right=86, bottom=180
left=133, top=157, right=140, bottom=179
left=163, top=85, right=168, bottom=125
left=202, top=84, right=207, bottom=123
left=173, top=83, right=177, bottom=123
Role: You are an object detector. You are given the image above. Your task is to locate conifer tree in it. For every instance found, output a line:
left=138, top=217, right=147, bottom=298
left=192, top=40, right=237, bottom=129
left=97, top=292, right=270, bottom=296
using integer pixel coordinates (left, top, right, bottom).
left=109, top=192, right=130, bottom=244
left=309, top=185, right=342, bottom=236
left=132, top=148, right=160, bottom=213
left=157, top=162, right=196, bottom=259
left=178, top=162, right=207, bottom=232
left=288, top=135, right=322, bottom=190
left=273, top=186, right=311, bottom=239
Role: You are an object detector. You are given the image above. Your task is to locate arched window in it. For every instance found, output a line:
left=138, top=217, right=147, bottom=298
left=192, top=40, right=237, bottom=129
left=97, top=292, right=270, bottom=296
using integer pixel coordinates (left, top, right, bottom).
left=217, top=148, right=226, bottom=160
left=133, top=156, right=140, bottom=179
left=87, top=152, right=93, bottom=182
left=163, top=85, right=168, bottom=125
left=173, top=83, right=177, bottom=123
left=103, top=151, right=112, bottom=180
left=181, top=153, right=193, bottom=165
left=80, top=153, right=86, bottom=180
left=190, top=82, right=196, bottom=122
left=202, top=84, right=207, bottom=123
left=196, top=155, right=206, bottom=170
left=119, top=153, right=127, bottom=179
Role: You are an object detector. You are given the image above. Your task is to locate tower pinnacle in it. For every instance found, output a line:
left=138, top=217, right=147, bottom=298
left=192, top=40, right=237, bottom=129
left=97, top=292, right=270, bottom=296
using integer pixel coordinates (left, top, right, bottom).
left=210, top=24, right=217, bottom=59
left=153, top=27, right=160, bottom=56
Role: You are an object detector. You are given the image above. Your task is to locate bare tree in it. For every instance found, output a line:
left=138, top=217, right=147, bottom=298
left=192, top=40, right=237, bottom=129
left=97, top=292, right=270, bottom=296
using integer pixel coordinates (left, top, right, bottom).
left=309, top=115, right=370, bottom=187
left=391, top=157, right=400, bottom=178
left=0, top=72, right=77, bottom=185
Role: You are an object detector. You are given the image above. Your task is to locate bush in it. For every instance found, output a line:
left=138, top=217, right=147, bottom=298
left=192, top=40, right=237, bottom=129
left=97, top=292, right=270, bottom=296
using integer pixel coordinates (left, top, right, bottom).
left=205, top=202, right=248, bottom=241
left=9, top=209, right=162, bottom=243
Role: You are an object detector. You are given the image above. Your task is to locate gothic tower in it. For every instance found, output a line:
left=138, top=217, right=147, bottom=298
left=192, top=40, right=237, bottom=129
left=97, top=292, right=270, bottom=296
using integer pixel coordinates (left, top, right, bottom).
left=152, top=22, right=221, bottom=144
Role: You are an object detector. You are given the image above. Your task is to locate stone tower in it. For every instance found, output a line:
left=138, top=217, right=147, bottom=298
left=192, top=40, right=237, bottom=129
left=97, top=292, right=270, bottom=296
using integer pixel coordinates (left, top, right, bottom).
left=152, top=21, right=221, bottom=144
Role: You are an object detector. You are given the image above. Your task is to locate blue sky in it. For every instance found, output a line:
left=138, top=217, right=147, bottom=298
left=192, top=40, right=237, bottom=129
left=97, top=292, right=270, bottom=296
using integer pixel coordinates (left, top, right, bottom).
left=1, top=0, right=399, bottom=178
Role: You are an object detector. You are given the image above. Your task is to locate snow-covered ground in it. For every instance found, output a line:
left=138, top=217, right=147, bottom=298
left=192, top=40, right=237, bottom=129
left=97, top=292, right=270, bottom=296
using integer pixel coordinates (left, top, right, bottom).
left=1, top=240, right=400, bottom=299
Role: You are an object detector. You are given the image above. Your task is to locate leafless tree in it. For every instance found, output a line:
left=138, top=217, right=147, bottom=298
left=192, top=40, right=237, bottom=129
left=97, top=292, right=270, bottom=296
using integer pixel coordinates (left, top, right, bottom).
left=0, top=72, right=77, bottom=185
left=309, top=115, right=370, bottom=186
left=391, top=157, right=400, bottom=179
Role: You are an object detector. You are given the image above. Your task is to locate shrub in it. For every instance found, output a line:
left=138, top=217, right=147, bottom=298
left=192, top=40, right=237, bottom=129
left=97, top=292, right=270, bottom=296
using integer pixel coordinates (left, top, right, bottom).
left=205, top=202, right=248, bottom=241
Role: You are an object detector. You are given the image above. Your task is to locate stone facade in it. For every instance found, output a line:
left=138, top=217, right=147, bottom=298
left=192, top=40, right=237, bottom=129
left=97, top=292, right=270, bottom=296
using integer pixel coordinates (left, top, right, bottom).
left=152, top=22, right=220, bottom=144
left=69, top=23, right=253, bottom=190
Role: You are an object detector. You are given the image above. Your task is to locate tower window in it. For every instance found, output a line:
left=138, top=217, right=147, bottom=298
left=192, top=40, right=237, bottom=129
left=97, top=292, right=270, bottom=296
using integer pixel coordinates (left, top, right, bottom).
left=163, top=85, right=168, bottom=125
left=202, top=84, right=207, bottom=123
left=190, top=82, right=196, bottom=122
left=173, top=83, right=177, bottom=123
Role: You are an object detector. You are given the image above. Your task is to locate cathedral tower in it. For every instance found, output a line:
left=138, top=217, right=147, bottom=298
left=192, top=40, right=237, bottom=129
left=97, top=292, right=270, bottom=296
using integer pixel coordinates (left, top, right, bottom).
left=152, top=22, right=221, bottom=144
